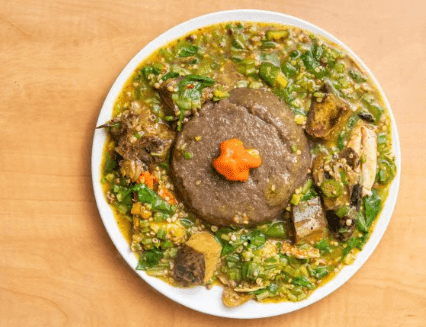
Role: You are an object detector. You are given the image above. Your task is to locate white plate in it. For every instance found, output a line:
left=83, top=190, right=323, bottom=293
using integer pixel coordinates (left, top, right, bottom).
left=91, top=9, right=401, bottom=319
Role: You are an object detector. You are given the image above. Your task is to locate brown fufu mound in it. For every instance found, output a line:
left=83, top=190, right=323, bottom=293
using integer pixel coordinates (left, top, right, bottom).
left=171, top=88, right=311, bottom=226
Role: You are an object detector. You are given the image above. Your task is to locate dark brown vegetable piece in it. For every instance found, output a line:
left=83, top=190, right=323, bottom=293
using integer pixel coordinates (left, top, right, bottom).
left=306, top=90, right=352, bottom=140
left=358, top=112, right=375, bottom=123
left=173, top=244, right=205, bottom=285
left=325, top=208, right=357, bottom=241
left=172, top=232, right=222, bottom=286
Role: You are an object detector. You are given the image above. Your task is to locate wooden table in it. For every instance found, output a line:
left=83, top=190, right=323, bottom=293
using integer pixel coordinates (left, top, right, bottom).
left=1, top=0, right=425, bottom=326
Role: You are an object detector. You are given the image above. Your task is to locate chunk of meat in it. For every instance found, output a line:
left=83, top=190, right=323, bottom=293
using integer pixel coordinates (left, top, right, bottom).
left=292, top=197, right=327, bottom=243
left=159, top=77, right=185, bottom=120
left=119, top=159, right=146, bottom=182
left=306, top=91, right=352, bottom=140
left=97, top=108, right=175, bottom=166
left=311, top=151, right=361, bottom=240
left=325, top=208, right=357, bottom=241
left=172, top=232, right=222, bottom=285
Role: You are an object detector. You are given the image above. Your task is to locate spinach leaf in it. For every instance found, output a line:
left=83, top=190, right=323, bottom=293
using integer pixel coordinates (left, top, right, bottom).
left=141, top=65, right=161, bottom=79
left=364, top=190, right=382, bottom=228
left=315, top=239, right=332, bottom=254
left=172, top=75, right=215, bottom=130
left=312, top=266, right=329, bottom=279
left=301, top=50, right=327, bottom=78
left=349, top=69, right=367, bottom=83
left=136, top=249, right=163, bottom=270
left=133, top=184, right=176, bottom=215
left=104, top=155, right=116, bottom=173
left=343, top=235, right=368, bottom=257
left=177, top=45, right=198, bottom=57
left=291, top=276, right=315, bottom=289
left=161, top=71, right=180, bottom=82
left=357, top=212, right=369, bottom=232
left=231, top=33, right=246, bottom=50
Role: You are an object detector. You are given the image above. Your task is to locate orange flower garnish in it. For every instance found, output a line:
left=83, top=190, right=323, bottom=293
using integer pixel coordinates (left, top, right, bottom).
left=212, top=139, right=261, bottom=182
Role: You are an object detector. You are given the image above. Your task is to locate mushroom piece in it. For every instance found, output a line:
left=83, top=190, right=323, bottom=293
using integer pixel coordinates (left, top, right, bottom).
left=172, top=231, right=222, bottom=285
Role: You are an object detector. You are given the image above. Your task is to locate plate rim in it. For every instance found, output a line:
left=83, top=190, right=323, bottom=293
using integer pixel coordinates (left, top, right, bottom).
left=91, top=9, right=401, bottom=319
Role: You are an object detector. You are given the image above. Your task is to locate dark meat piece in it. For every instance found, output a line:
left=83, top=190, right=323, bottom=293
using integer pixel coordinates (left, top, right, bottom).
left=173, top=244, right=205, bottom=285
left=339, top=147, right=360, bottom=170
left=325, top=209, right=357, bottom=241
left=97, top=108, right=175, bottom=166
left=350, top=183, right=363, bottom=211
left=172, top=232, right=222, bottom=285
left=97, top=109, right=140, bottom=140
left=358, top=112, right=375, bottom=123
left=115, top=135, right=172, bottom=165
left=306, top=89, right=352, bottom=140
left=159, top=77, right=185, bottom=120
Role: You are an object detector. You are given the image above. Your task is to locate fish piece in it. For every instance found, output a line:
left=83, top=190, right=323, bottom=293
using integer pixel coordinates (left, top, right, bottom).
left=292, top=197, right=328, bottom=243
left=361, top=126, right=377, bottom=196
left=222, top=287, right=254, bottom=307
left=347, top=124, right=362, bottom=171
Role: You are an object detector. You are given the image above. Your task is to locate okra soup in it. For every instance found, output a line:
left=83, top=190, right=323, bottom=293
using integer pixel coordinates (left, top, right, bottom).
left=97, top=22, right=397, bottom=307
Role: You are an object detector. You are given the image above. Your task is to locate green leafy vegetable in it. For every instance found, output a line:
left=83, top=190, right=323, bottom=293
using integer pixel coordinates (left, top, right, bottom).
left=161, top=71, right=180, bottom=81
left=315, top=239, right=332, bottom=254
left=141, top=65, right=161, bottom=79
left=343, top=235, right=368, bottom=258
left=104, top=155, right=116, bottom=173
left=364, top=190, right=382, bottom=227
left=259, top=62, right=280, bottom=86
left=172, top=74, right=215, bottom=130
left=291, top=276, right=314, bottom=289
left=133, top=184, right=176, bottom=215
left=349, top=69, right=367, bottom=83
left=301, top=50, right=326, bottom=78
left=264, top=222, right=287, bottom=238
left=312, top=266, right=329, bottom=279
left=177, top=45, right=198, bottom=57
left=136, top=249, right=163, bottom=270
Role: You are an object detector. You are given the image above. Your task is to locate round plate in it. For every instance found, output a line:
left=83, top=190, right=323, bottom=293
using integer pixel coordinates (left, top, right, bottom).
left=91, top=9, right=401, bottom=319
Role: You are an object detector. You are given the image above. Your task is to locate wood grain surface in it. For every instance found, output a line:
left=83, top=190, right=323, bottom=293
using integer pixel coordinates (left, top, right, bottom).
left=1, top=0, right=425, bottom=326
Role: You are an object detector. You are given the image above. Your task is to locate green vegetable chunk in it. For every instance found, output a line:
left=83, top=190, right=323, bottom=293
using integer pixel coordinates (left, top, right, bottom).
left=320, top=180, right=343, bottom=198
left=133, top=184, right=176, bottom=215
